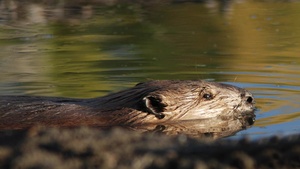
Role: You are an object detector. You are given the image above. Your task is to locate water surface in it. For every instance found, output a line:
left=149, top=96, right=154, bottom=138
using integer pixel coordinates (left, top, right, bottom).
left=1, top=0, right=300, bottom=139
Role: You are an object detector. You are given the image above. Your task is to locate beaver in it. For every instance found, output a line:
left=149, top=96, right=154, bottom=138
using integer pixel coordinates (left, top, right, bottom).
left=0, top=80, right=255, bottom=131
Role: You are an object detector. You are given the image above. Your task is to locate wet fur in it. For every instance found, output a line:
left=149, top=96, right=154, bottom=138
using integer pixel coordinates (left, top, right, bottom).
left=0, top=80, right=255, bottom=130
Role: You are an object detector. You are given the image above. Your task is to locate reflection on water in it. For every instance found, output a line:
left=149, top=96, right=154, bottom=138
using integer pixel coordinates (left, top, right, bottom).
left=127, top=118, right=253, bottom=139
left=0, top=0, right=300, bottom=139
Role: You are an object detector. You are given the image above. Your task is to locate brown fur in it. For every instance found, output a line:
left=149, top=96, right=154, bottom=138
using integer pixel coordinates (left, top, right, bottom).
left=0, top=80, right=255, bottom=130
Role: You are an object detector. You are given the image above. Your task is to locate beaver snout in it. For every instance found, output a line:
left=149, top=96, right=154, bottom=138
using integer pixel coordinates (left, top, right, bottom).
left=237, top=111, right=256, bottom=127
left=241, top=111, right=256, bottom=126
left=241, top=92, right=256, bottom=112
left=247, top=115, right=255, bottom=125
left=236, top=91, right=256, bottom=126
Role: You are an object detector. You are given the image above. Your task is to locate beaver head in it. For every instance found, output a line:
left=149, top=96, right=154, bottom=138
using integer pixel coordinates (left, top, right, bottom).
left=100, top=80, right=256, bottom=127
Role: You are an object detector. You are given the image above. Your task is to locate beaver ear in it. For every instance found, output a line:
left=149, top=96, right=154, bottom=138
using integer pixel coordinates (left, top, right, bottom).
left=143, top=95, right=167, bottom=119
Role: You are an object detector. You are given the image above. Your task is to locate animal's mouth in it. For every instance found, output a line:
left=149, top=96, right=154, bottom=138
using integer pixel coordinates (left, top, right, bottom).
left=237, top=109, right=256, bottom=127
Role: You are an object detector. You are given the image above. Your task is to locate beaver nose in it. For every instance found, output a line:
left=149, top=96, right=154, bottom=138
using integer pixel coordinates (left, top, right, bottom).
left=246, top=96, right=253, bottom=104
left=241, top=92, right=255, bottom=105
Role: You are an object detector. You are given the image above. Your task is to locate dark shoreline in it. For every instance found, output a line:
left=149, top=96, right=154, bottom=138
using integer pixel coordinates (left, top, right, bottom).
left=1, top=127, right=299, bottom=169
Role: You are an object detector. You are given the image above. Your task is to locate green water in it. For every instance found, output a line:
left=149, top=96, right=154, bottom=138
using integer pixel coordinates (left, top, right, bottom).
left=1, top=0, right=300, bottom=139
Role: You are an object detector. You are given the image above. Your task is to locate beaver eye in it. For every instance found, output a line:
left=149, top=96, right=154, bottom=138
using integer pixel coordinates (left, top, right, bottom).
left=203, top=93, right=213, bottom=100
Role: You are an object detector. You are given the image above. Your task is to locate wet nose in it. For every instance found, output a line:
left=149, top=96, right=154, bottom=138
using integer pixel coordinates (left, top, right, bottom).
left=241, top=92, right=255, bottom=105
left=246, top=96, right=254, bottom=104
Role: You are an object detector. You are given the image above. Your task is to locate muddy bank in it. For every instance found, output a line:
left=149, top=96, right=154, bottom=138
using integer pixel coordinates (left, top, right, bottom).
left=0, top=127, right=299, bottom=169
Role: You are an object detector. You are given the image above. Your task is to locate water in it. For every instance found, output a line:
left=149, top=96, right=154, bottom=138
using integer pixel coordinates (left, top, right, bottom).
left=0, top=0, right=300, bottom=139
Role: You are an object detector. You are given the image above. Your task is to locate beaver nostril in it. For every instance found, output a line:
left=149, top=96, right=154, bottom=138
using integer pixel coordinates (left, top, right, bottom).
left=246, top=96, right=253, bottom=104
